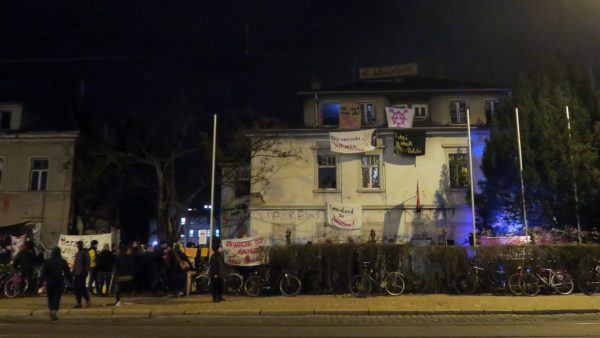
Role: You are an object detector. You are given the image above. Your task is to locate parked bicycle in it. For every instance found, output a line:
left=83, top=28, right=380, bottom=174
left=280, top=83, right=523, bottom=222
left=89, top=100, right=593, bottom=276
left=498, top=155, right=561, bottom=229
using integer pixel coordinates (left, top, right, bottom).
left=577, top=259, right=600, bottom=295
left=507, top=264, right=530, bottom=296
left=3, top=271, right=28, bottom=298
left=191, top=264, right=245, bottom=295
left=348, top=261, right=406, bottom=297
left=519, top=261, right=574, bottom=296
left=453, top=261, right=508, bottom=295
left=244, top=265, right=302, bottom=297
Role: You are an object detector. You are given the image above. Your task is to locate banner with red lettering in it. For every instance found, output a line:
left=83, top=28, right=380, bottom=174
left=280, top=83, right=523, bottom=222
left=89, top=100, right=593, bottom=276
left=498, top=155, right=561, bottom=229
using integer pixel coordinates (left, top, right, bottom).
left=327, top=203, right=362, bottom=230
left=329, top=129, right=375, bottom=154
left=222, top=234, right=270, bottom=266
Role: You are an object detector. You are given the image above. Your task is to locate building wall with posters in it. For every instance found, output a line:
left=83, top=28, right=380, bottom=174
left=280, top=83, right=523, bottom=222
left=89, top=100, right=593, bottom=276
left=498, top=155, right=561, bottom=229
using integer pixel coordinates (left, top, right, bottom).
left=249, top=78, right=509, bottom=246
left=0, top=103, right=78, bottom=248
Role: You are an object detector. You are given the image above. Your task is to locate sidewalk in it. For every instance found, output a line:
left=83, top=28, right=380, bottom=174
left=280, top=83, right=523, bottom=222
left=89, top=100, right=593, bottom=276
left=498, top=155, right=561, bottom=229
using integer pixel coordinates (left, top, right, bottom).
left=0, top=294, right=599, bottom=318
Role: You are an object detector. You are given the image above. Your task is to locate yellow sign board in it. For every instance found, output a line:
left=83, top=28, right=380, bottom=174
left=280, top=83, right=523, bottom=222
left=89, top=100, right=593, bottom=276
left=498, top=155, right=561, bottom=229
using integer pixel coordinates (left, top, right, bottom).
left=359, top=63, right=419, bottom=80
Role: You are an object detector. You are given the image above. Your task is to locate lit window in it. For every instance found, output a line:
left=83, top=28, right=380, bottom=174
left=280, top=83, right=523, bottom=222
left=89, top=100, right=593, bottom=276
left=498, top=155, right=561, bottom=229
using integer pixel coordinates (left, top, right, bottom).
left=449, top=153, right=469, bottom=189
left=189, top=230, right=194, bottom=236
left=358, top=102, right=376, bottom=126
left=361, top=155, right=381, bottom=189
left=180, top=217, right=186, bottom=225
left=216, top=230, right=220, bottom=237
left=322, top=102, right=340, bottom=127
left=450, top=100, right=468, bottom=124
left=30, top=159, right=48, bottom=191
left=317, top=154, right=337, bottom=189
left=485, top=99, right=500, bottom=124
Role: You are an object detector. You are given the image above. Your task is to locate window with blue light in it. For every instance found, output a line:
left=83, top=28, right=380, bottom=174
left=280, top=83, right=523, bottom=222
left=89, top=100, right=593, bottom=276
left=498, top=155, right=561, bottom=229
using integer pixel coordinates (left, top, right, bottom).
left=322, top=102, right=340, bottom=126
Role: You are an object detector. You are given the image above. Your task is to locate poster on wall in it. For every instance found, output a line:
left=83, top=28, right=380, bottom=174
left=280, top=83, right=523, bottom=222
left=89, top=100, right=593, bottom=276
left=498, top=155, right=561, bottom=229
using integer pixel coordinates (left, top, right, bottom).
left=339, top=103, right=362, bottom=129
left=393, top=131, right=426, bottom=156
left=58, top=233, right=113, bottom=267
left=329, top=129, right=375, bottom=154
left=327, top=203, right=362, bottom=230
left=222, top=234, right=269, bottom=266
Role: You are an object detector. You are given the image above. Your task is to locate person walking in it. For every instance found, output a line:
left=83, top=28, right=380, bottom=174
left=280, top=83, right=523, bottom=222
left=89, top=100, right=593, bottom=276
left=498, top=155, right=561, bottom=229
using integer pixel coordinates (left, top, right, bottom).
left=209, top=240, right=224, bottom=303
left=114, top=246, right=137, bottom=306
left=95, top=244, right=114, bottom=296
left=40, top=247, right=72, bottom=321
left=87, top=240, right=98, bottom=294
left=13, top=240, right=37, bottom=296
left=72, top=241, right=91, bottom=308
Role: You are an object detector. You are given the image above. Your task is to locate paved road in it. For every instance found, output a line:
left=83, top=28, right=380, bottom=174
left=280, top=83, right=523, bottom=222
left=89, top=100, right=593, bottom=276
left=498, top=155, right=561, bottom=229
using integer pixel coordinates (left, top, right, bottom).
left=1, top=314, right=600, bottom=337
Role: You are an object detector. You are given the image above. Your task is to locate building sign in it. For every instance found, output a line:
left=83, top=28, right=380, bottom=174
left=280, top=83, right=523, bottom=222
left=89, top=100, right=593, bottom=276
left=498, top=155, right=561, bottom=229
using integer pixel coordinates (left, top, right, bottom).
left=393, top=131, right=426, bottom=156
left=222, top=234, right=269, bottom=266
left=329, top=129, right=375, bottom=154
left=386, top=107, right=415, bottom=128
left=339, top=103, right=361, bottom=129
left=327, top=203, right=362, bottom=230
left=359, top=63, right=419, bottom=80
left=58, top=233, right=113, bottom=267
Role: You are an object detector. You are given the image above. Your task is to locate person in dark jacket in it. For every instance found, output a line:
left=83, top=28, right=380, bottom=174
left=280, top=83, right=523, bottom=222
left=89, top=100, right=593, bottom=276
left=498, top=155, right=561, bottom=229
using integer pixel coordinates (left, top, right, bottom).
left=95, top=244, right=114, bottom=296
left=87, top=240, right=98, bottom=294
left=114, top=246, right=137, bottom=306
left=72, top=241, right=91, bottom=308
left=40, top=247, right=72, bottom=321
left=13, top=240, right=37, bottom=296
left=151, top=241, right=167, bottom=295
left=209, top=240, right=224, bottom=303
left=170, top=243, right=193, bottom=297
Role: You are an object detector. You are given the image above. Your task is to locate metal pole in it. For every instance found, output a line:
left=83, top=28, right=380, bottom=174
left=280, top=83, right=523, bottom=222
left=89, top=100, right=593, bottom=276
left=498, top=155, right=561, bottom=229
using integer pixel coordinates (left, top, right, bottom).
left=565, top=106, right=582, bottom=244
left=515, top=108, right=529, bottom=241
left=466, top=108, right=477, bottom=246
left=209, top=114, right=218, bottom=255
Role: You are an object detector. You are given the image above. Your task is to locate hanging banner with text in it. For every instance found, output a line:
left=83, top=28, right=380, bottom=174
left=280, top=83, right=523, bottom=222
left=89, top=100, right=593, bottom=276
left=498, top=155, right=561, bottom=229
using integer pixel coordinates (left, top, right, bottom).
left=329, top=129, right=375, bottom=154
left=359, top=63, right=419, bottom=80
left=222, top=234, right=270, bottom=266
left=58, top=233, right=113, bottom=267
left=386, top=107, right=415, bottom=128
left=339, top=103, right=362, bottom=129
left=327, top=203, right=362, bottom=230
left=393, top=131, right=426, bottom=156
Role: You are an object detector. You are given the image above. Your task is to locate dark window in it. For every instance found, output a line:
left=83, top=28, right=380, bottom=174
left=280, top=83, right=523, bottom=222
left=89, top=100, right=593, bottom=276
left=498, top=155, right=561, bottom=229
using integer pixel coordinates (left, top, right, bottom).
left=234, top=168, right=250, bottom=198
left=359, top=102, right=376, bottom=126
left=449, top=154, right=468, bottom=189
left=450, top=100, right=468, bottom=124
left=30, top=159, right=48, bottom=191
left=485, top=99, right=501, bottom=124
left=322, top=102, right=340, bottom=126
left=317, top=155, right=337, bottom=189
left=0, top=112, right=11, bottom=130
left=0, top=158, right=3, bottom=188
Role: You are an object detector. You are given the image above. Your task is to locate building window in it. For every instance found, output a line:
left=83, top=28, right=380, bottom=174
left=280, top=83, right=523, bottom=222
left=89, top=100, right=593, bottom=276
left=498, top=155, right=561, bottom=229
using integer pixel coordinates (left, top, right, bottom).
left=359, top=102, right=376, bottom=126
left=396, top=104, right=428, bottom=120
left=485, top=99, right=500, bottom=124
left=449, top=153, right=468, bottom=189
left=30, top=158, right=48, bottom=191
left=450, top=100, right=468, bottom=124
left=322, top=102, right=340, bottom=127
left=189, top=230, right=194, bottom=237
left=235, top=167, right=250, bottom=198
left=361, top=155, right=381, bottom=189
left=317, top=154, right=337, bottom=189
left=0, top=111, right=11, bottom=130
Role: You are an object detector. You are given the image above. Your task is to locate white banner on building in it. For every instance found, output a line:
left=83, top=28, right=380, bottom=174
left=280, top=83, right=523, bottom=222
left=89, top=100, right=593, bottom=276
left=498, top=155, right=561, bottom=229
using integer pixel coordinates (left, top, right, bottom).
left=329, top=129, right=375, bottom=154
left=222, top=234, right=269, bottom=266
left=327, top=203, right=362, bottom=230
left=58, top=233, right=113, bottom=267
left=386, top=107, right=415, bottom=128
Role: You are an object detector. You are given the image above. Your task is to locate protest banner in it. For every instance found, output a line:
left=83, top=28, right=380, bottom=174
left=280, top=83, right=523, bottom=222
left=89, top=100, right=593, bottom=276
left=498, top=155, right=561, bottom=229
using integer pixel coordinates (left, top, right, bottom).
left=222, top=234, right=269, bottom=266
left=339, top=103, right=362, bottom=129
left=393, top=131, right=426, bottom=156
left=386, top=107, right=415, bottom=128
left=329, top=129, right=375, bottom=154
left=58, top=233, right=113, bottom=267
left=327, top=203, right=362, bottom=230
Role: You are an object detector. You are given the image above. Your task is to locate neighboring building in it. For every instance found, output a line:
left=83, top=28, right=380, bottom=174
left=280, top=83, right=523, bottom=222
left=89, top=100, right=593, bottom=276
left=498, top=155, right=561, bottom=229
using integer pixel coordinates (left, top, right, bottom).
left=148, top=207, right=219, bottom=246
left=0, top=102, right=78, bottom=248
left=247, top=77, right=509, bottom=246
left=220, top=165, right=250, bottom=239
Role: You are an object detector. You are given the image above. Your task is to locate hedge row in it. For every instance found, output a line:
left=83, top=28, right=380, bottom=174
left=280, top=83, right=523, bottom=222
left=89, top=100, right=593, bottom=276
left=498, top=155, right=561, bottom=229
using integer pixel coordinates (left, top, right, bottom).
left=228, top=244, right=600, bottom=294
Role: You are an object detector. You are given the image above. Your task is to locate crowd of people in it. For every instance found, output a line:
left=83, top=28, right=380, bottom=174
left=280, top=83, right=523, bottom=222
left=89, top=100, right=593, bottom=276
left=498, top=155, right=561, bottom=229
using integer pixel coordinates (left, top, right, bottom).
left=7, top=238, right=223, bottom=321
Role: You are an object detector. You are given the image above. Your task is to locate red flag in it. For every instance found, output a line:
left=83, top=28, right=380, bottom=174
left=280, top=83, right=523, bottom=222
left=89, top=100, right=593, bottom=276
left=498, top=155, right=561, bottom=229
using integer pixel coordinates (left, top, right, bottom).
left=416, top=181, right=421, bottom=212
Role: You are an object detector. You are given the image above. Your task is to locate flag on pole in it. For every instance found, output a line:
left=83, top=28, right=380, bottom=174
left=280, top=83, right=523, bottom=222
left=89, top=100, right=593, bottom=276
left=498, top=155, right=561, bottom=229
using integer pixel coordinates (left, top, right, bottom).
left=416, top=181, right=421, bottom=213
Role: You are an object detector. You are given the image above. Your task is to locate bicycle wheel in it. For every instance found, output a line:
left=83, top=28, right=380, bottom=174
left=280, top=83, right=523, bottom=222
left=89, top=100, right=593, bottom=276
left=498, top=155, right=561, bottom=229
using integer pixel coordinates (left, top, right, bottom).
left=244, top=275, right=263, bottom=297
left=520, top=273, right=540, bottom=296
left=192, top=274, right=210, bottom=294
left=454, top=274, right=477, bottom=295
left=551, top=272, right=574, bottom=295
left=578, top=271, right=600, bottom=295
left=279, top=274, right=302, bottom=297
left=224, top=273, right=244, bottom=294
left=383, top=272, right=406, bottom=296
left=349, top=274, right=372, bottom=298
left=3, top=278, right=20, bottom=298
left=507, top=273, right=522, bottom=296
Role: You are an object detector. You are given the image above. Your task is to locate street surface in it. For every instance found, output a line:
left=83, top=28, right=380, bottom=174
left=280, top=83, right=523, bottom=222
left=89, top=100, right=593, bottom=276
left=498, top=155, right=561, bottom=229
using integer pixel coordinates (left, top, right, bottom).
left=1, top=314, right=600, bottom=337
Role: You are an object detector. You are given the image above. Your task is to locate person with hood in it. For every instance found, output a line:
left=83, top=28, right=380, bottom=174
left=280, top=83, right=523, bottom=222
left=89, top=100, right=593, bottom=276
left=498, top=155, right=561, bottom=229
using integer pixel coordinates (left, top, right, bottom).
left=95, top=243, right=114, bottom=296
left=87, top=240, right=98, bottom=294
left=114, top=245, right=137, bottom=306
left=40, top=247, right=72, bottom=321
left=13, top=240, right=37, bottom=296
left=72, top=241, right=91, bottom=308
left=209, top=240, right=224, bottom=303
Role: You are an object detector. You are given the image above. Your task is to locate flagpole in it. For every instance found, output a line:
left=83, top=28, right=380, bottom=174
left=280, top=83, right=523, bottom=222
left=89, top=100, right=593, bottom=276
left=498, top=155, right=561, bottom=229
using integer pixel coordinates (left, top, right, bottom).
left=209, top=114, right=218, bottom=255
left=565, top=106, right=582, bottom=244
left=466, top=108, right=477, bottom=246
left=515, top=108, right=529, bottom=241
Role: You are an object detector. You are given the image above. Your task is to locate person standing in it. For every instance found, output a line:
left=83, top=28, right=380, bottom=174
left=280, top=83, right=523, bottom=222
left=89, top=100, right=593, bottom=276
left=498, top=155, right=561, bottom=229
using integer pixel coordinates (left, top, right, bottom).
left=72, top=241, right=91, bottom=308
left=87, top=240, right=98, bottom=294
left=209, top=240, right=224, bottom=303
left=95, top=244, right=114, bottom=296
left=40, top=247, right=72, bottom=321
left=151, top=241, right=168, bottom=295
left=171, top=243, right=193, bottom=297
left=13, top=240, right=37, bottom=296
left=114, top=246, right=137, bottom=306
